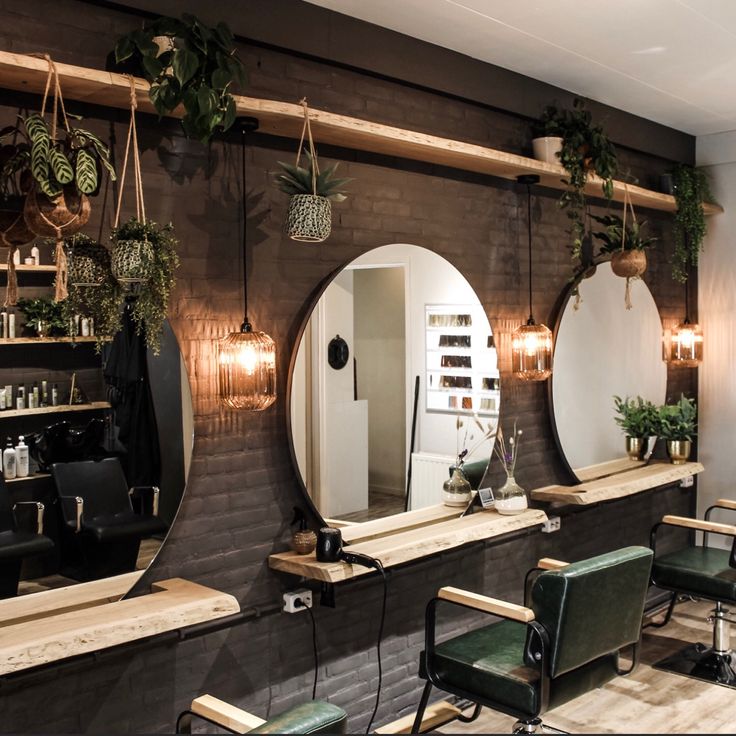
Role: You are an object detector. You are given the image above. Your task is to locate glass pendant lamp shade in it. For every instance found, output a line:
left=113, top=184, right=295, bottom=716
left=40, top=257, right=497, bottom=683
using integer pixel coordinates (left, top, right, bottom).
left=512, top=319, right=553, bottom=381
left=668, top=319, right=703, bottom=367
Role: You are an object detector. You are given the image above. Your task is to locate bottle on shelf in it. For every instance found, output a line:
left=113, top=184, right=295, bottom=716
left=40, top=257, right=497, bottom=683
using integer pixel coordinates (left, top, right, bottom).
left=81, top=317, right=90, bottom=337
left=16, top=385, right=24, bottom=411
left=2, top=438, right=16, bottom=479
left=15, top=436, right=28, bottom=478
left=12, top=250, right=19, bottom=266
left=51, top=383, right=59, bottom=407
left=31, top=244, right=40, bottom=266
left=0, top=387, right=5, bottom=411
left=1, top=309, right=6, bottom=340
left=41, top=380, right=48, bottom=407
left=32, top=381, right=39, bottom=408
left=4, top=385, right=11, bottom=408
left=7, top=310, right=15, bottom=339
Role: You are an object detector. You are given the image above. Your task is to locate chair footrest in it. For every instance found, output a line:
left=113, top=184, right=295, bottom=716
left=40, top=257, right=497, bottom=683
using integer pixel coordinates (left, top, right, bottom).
left=653, top=643, right=736, bottom=689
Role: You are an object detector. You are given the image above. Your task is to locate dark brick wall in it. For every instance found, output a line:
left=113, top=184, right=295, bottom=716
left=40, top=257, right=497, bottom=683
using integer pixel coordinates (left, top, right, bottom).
left=0, top=1, right=697, bottom=732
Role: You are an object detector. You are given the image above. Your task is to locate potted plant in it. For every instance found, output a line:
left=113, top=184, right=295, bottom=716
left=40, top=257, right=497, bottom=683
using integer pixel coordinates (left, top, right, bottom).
left=531, top=105, right=565, bottom=164
left=62, top=273, right=123, bottom=351
left=16, top=297, right=65, bottom=338
left=669, top=164, right=715, bottom=283
left=275, top=150, right=351, bottom=242
left=591, top=212, right=657, bottom=279
left=111, top=218, right=179, bottom=354
left=658, top=394, right=697, bottom=464
left=613, top=395, right=660, bottom=460
left=65, top=233, right=112, bottom=288
left=113, top=14, right=245, bottom=143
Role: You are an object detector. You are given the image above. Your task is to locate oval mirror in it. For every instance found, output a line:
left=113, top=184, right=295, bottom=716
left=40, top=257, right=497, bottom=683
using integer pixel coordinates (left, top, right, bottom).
left=288, top=243, right=500, bottom=523
left=551, top=263, right=666, bottom=480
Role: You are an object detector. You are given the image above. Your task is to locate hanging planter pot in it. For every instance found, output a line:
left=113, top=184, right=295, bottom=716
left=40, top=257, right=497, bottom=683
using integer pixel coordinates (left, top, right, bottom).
left=23, top=185, right=91, bottom=239
left=610, top=249, right=647, bottom=278
left=66, top=234, right=111, bottom=287
left=286, top=194, right=332, bottom=243
left=0, top=195, right=35, bottom=246
left=110, top=233, right=154, bottom=284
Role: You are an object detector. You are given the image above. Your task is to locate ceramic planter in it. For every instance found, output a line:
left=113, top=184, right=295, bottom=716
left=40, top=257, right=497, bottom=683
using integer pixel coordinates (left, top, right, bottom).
left=286, top=194, right=332, bottom=243
left=611, top=249, right=647, bottom=279
left=111, top=238, right=154, bottom=285
left=667, top=439, right=692, bottom=465
left=67, top=240, right=111, bottom=287
left=532, top=136, right=563, bottom=164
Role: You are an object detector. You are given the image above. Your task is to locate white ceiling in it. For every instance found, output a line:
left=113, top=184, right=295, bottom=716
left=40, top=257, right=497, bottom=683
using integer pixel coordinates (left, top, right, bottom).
left=303, top=0, right=736, bottom=136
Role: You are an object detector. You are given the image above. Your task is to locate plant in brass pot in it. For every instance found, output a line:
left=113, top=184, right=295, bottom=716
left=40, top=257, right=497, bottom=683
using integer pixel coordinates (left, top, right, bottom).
left=613, top=395, right=660, bottom=461
left=658, top=394, right=697, bottom=465
left=16, top=297, right=65, bottom=338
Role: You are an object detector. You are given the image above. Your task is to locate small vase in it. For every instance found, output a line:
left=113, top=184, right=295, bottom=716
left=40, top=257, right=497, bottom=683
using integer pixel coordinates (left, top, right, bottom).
left=625, top=437, right=646, bottom=461
left=495, top=474, right=528, bottom=515
left=291, top=529, right=317, bottom=555
left=35, top=320, right=48, bottom=338
left=443, top=467, right=472, bottom=507
left=667, top=440, right=691, bottom=465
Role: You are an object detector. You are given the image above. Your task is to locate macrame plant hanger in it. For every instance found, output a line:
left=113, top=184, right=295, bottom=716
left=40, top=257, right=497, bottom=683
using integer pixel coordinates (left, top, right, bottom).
left=620, top=182, right=638, bottom=310
left=296, top=98, right=319, bottom=196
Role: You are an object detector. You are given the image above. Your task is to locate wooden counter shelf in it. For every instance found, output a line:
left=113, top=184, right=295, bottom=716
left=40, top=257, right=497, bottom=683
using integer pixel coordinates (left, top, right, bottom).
left=531, top=461, right=704, bottom=506
left=0, top=400, right=110, bottom=419
left=269, top=507, right=548, bottom=583
left=0, top=51, right=722, bottom=217
left=0, top=264, right=57, bottom=273
left=0, top=574, right=239, bottom=675
left=0, top=336, right=102, bottom=345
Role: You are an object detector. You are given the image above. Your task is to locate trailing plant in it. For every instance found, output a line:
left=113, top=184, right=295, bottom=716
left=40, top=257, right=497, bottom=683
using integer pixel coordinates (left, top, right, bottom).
left=16, top=297, right=65, bottom=336
left=111, top=218, right=179, bottom=354
left=275, top=151, right=352, bottom=201
left=531, top=105, right=566, bottom=139
left=114, top=14, right=245, bottom=143
left=591, top=213, right=657, bottom=255
left=658, top=394, right=697, bottom=441
left=670, top=164, right=714, bottom=283
left=613, top=396, right=660, bottom=438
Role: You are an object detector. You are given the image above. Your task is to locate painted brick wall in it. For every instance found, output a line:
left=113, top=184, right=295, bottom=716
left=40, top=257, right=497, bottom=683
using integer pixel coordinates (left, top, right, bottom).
left=0, top=1, right=697, bottom=732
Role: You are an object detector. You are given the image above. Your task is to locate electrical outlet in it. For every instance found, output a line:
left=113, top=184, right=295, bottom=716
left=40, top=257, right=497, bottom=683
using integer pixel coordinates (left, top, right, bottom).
left=680, top=474, right=694, bottom=488
left=541, top=516, right=561, bottom=534
left=283, top=589, right=313, bottom=613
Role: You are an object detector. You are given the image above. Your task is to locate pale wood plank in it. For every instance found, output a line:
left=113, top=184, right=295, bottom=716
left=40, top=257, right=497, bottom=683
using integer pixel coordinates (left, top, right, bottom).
left=662, top=514, right=736, bottom=536
left=191, top=695, right=265, bottom=734
left=0, top=336, right=101, bottom=344
left=0, top=264, right=57, bottom=273
left=6, top=473, right=51, bottom=484
left=537, top=557, right=569, bottom=570
left=574, top=456, right=646, bottom=482
left=714, top=498, right=736, bottom=511
left=532, top=462, right=704, bottom=505
left=0, top=578, right=239, bottom=674
left=438, top=586, right=535, bottom=622
left=0, top=400, right=110, bottom=419
left=376, top=701, right=462, bottom=734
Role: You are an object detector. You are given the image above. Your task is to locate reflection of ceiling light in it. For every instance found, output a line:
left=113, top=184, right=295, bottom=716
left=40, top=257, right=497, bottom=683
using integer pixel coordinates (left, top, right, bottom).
left=512, top=175, right=553, bottom=381
left=218, top=118, right=277, bottom=411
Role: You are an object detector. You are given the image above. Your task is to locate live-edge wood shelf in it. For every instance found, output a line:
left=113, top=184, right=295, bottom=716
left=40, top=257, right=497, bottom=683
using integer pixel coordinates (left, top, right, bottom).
left=0, top=264, right=56, bottom=273
left=1, top=400, right=110, bottom=419
left=0, top=51, right=722, bottom=217
left=0, top=336, right=101, bottom=345
left=269, top=507, right=548, bottom=583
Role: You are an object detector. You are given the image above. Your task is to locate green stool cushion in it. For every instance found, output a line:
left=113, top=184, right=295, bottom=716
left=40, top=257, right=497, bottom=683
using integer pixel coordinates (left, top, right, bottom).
left=653, top=547, right=736, bottom=603
left=250, top=701, right=347, bottom=734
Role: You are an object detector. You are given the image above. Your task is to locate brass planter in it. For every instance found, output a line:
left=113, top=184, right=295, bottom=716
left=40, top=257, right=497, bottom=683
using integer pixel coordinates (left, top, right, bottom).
left=625, top=437, right=646, bottom=461
left=667, top=439, right=692, bottom=465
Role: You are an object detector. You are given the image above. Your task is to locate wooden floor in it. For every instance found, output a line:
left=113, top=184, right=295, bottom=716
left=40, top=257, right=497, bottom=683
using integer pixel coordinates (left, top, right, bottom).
left=339, top=490, right=406, bottom=523
left=434, top=599, right=733, bottom=734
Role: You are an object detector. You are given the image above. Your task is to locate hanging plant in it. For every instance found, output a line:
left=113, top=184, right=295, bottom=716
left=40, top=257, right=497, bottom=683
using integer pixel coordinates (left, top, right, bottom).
left=670, top=164, right=715, bottom=283
left=65, top=232, right=112, bottom=288
left=113, top=14, right=245, bottom=143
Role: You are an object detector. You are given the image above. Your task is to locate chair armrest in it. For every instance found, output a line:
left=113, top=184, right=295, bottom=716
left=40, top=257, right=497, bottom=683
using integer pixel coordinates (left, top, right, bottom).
left=438, top=586, right=535, bottom=622
left=129, top=486, right=160, bottom=516
left=537, top=557, right=569, bottom=570
left=191, top=694, right=265, bottom=734
left=12, top=501, right=45, bottom=535
left=714, top=499, right=736, bottom=511
left=662, top=514, right=736, bottom=537
left=58, top=495, right=84, bottom=533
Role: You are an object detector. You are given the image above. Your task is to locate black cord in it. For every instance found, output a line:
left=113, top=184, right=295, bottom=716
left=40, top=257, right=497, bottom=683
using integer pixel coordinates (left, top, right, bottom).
left=527, top=181, right=533, bottom=323
left=304, top=603, right=319, bottom=700
left=365, top=560, right=387, bottom=735
left=684, top=276, right=690, bottom=324
left=240, top=124, right=249, bottom=329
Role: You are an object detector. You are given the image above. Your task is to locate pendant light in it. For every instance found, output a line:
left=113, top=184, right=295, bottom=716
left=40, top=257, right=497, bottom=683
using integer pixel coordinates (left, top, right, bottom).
left=666, top=276, right=703, bottom=367
left=511, top=175, right=553, bottom=381
left=218, top=118, right=277, bottom=411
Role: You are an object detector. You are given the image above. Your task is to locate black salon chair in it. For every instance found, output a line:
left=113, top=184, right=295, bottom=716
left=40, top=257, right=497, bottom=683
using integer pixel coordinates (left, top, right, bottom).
left=649, top=500, right=736, bottom=686
left=0, top=472, right=53, bottom=598
left=450, top=458, right=488, bottom=490
left=51, top=457, right=166, bottom=581
left=176, top=694, right=348, bottom=734
left=413, top=546, right=653, bottom=734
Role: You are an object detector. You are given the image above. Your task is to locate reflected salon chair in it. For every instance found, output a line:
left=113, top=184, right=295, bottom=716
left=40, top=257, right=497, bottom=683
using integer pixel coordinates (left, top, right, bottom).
left=649, top=500, right=736, bottom=687
left=51, top=457, right=166, bottom=581
left=413, top=546, right=653, bottom=734
left=176, top=694, right=348, bottom=734
left=0, top=472, right=53, bottom=598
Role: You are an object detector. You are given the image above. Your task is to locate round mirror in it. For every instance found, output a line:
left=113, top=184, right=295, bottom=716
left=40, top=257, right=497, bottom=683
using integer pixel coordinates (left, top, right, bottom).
left=551, top=263, right=666, bottom=479
left=288, top=244, right=500, bottom=523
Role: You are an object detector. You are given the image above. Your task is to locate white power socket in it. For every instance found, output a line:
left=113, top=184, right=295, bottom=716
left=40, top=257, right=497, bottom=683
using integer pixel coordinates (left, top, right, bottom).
left=541, top=516, right=561, bottom=534
left=283, top=588, right=313, bottom=613
left=680, top=475, right=694, bottom=488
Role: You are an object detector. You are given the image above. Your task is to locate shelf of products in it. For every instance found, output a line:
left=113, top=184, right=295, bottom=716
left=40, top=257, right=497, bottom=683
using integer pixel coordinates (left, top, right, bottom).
left=1, top=401, right=111, bottom=420
left=0, top=264, right=56, bottom=273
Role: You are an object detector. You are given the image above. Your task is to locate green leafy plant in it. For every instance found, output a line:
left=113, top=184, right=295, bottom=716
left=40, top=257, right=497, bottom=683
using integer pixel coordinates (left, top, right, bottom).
left=531, top=105, right=566, bottom=139
left=591, top=213, right=657, bottom=255
left=0, top=124, right=32, bottom=199
left=275, top=151, right=352, bottom=201
left=16, top=297, right=66, bottom=336
left=670, top=165, right=715, bottom=283
left=111, top=218, right=179, bottom=354
left=613, top=396, right=660, bottom=438
left=114, top=14, right=245, bottom=143
left=658, top=394, right=697, bottom=441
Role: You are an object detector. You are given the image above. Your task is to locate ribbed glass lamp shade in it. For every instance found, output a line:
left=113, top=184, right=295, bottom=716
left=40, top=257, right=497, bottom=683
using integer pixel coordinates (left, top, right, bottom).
left=218, top=326, right=277, bottom=410
left=512, top=321, right=553, bottom=381
left=667, top=321, right=703, bottom=367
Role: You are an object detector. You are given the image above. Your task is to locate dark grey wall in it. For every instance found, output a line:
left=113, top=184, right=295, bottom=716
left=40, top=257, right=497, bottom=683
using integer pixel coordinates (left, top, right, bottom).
left=0, top=1, right=696, bottom=732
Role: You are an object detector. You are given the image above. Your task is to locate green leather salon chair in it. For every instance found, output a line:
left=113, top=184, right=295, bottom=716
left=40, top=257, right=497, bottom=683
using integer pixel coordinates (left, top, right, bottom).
left=176, top=694, right=348, bottom=734
left=649, top=499, right=736, bottom=686
left=413, top=546, right=653, bottom=734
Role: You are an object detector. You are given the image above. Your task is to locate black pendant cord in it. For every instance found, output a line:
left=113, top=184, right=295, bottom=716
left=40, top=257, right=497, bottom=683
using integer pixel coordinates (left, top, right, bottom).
left=684, top=276, right=690, bottom=324
left=526, top=181, right=534, bottom=325
left=240, top=124, right=251, bottom=334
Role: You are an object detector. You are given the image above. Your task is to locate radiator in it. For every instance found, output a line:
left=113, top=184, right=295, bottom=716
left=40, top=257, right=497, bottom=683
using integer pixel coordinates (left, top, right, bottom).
left=408, top=452, right=455, bottom=510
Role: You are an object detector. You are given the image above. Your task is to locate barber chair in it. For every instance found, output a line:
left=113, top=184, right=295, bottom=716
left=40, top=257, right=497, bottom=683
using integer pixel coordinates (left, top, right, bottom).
left=51, top=457, right=166, bottom=581
left=413, top=546, right=653, bottom=734
left=0, top=472, right=53, bottom=598
left=176, top=694, right=348, bottom=734
left=650, top=499, right=736, bottom=687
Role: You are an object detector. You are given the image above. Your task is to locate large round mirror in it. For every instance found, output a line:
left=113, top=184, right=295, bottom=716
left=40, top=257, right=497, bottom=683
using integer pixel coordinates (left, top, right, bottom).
left=289, top=244, right=500, bottom=523
left=551, top=263, right=666, bottom=480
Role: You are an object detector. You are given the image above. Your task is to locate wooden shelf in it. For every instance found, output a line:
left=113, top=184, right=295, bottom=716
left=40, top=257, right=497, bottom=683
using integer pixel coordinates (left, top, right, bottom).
left=0, top=264, right=56, bottom=273
left=1, top=401, right=110, bottom=419
left=531, top=461, right=704, bottom=506
left=269, top=507, right=548, bottom=583
left=6, top=472, right=50, bottom=484
left=0, top=576, right=239, bottom=675
left=0, top=336, right=100, bottom=345
left=0, top=51, right=722, bottom=216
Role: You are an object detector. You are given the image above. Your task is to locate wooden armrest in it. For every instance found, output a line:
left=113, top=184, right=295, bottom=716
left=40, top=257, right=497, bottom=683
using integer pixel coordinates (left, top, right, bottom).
left=715, top=499, right=736, bottom=511
left=191, top=695, right=266, bottom=734
left=662, top=515, right=736, bottom=536
left=537, top=557, right=569, bottom=571
left=438, top=586, right=535, bottom=623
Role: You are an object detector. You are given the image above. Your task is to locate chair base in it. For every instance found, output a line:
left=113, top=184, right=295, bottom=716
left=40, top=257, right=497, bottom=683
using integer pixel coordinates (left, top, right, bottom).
left=654, top=642, right=736, bottom=689
left=512, top=718, right=568, bottom=734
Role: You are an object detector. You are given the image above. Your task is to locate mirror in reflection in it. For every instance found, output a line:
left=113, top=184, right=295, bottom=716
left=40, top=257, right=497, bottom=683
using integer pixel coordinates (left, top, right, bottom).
left=289, top=244, right=500, bottom=523
left=551, top=263, right=666, bottom=480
